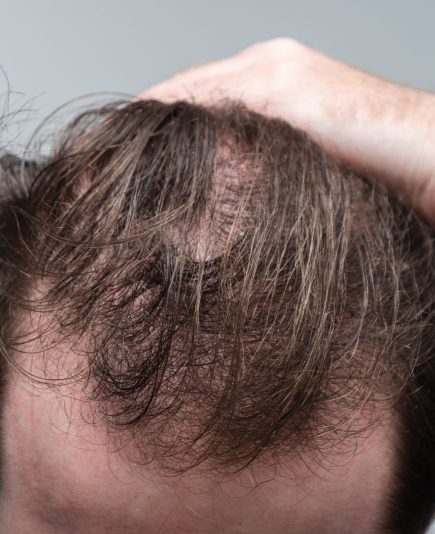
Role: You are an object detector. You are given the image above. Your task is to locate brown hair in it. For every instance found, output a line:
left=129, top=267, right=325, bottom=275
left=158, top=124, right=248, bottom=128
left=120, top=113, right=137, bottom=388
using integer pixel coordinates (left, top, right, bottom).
left=1, top=99, right=435, bottom=532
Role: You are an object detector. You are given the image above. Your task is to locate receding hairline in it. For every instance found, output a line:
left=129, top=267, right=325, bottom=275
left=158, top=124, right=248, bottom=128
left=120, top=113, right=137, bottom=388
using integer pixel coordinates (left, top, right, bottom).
left=0, top=98, right=434, bottom=531
left=0, top=356, right=398, bottom=534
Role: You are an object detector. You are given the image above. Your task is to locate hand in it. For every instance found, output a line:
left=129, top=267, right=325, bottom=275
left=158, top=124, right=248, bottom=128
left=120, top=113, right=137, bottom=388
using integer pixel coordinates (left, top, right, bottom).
left=141, top=38, right=435, bottom=222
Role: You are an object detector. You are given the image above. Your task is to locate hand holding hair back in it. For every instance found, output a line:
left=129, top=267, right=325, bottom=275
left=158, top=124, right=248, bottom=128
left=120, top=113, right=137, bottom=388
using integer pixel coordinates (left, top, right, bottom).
left=142, top=38, right=435, bottom=222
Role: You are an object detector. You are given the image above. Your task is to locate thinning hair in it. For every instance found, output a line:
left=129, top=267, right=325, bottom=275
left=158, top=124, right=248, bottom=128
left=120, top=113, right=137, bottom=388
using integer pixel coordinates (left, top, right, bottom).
left=0, top=100, right=435, bottom=533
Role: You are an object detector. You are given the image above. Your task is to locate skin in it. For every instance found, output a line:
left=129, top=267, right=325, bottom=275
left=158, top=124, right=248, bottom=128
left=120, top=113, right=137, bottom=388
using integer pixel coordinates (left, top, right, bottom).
left=0, top=353, right=395, bottom=534
left=141, top=38, right=435, bottom=222
left=0, top=38, right=433, bottom=532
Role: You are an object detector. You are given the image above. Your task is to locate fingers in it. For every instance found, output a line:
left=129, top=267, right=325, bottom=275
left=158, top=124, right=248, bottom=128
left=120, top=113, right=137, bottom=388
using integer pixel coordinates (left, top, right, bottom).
left=140, top=77, right=224, bottom=105
left=139, top=55, right=243, bottom=103
left=138, top=38, right=302, bottom=104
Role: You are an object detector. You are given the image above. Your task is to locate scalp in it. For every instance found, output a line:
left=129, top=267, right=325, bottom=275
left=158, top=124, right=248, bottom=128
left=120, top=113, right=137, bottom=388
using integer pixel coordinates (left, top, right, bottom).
left=1, top=99, right=435, bottom=479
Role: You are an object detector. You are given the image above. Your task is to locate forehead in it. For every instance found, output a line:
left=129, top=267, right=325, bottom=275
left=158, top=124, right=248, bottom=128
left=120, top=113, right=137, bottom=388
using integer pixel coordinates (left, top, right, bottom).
left=0, top=363, right=395, bottom=534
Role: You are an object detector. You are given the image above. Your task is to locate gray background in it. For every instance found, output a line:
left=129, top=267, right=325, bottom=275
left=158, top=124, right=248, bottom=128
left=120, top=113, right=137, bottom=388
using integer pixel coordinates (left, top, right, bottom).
left=1, top=0, right=435, bottom=148
left=1, top=0, right=435, bottom=531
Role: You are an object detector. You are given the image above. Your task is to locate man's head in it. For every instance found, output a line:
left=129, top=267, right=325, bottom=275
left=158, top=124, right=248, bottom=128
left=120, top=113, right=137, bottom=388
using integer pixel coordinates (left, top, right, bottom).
left=0, top=100, right=434, bottom=533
